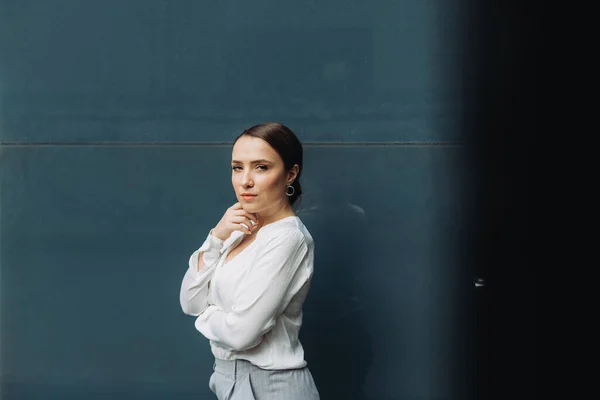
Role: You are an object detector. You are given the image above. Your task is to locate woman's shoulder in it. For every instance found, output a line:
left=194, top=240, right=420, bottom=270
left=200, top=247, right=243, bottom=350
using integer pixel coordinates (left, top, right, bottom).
left=258, top=216, right=314, bottom=247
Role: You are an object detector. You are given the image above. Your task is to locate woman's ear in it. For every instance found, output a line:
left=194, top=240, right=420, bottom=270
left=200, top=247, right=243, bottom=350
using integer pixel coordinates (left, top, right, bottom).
left=287, top=164, right=299, bottom=184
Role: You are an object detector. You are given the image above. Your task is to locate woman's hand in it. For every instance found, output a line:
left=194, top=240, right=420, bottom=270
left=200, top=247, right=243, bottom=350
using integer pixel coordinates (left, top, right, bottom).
left=212, top=203, right=258, bottom=240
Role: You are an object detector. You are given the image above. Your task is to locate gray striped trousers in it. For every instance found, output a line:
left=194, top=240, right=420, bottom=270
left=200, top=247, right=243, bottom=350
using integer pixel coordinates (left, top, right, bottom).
left=209, top=358, right=320, bottom=400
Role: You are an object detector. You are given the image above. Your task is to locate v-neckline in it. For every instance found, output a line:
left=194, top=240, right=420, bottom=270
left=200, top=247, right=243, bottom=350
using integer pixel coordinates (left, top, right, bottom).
left=221, top=215, right=298, bottom=266
left=223, top=235, right=257, bottom=266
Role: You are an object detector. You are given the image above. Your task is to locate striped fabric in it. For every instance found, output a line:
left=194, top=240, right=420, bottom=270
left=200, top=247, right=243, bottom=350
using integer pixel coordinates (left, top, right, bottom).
left=209, top=358, right=320, bottom=400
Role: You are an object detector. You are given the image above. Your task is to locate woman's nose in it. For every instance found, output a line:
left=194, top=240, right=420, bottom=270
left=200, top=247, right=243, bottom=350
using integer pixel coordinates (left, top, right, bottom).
left=242, top=172, right=254, bottom=187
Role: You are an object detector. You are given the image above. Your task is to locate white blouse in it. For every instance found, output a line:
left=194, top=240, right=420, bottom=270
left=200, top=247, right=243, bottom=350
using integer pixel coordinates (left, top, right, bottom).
left=179, top=216, right=315, bottom=370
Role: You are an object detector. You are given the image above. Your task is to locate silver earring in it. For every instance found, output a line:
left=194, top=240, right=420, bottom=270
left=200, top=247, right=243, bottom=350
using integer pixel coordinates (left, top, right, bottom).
left=286, top=184, right=295, bottom=196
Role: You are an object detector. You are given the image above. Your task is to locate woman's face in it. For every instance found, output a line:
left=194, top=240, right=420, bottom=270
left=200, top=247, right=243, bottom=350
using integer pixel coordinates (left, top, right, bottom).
left=231, top=135, right=296, bottom=215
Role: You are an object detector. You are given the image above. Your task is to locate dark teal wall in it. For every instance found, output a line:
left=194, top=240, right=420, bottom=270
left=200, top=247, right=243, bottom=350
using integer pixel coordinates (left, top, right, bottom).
left=1, top=1, right=468, bottom=399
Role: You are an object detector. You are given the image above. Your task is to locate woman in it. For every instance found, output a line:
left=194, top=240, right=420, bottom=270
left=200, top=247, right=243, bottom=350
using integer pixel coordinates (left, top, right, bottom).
left=179, top=122, right=320, bottom=399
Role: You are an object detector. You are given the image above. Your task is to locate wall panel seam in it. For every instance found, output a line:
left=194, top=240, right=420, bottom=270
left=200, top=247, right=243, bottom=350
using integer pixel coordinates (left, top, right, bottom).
left=0, top=142, right=465, bottom=148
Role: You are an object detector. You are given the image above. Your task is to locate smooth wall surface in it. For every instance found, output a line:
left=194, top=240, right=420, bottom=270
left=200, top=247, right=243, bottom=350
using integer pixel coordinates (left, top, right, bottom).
left=1, top=1, right=468, bottom=399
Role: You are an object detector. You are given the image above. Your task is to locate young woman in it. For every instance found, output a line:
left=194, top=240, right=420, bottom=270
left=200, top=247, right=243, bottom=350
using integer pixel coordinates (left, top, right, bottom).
left=179, top=122, right=320, bottom=399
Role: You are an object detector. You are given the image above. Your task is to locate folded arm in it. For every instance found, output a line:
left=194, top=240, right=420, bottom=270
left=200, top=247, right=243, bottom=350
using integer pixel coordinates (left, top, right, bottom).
left=194, top=229, right=309, bottom=351
left=179, top=233, right=224, bottom=316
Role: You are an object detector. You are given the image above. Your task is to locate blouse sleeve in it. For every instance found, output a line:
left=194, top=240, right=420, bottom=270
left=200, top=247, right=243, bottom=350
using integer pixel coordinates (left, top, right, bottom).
left=179, top=232, right=224, bottom=316
left=193, top=229, right=310, bottom=352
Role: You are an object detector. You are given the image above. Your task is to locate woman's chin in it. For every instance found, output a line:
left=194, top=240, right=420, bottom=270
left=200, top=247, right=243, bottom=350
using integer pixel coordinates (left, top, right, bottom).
left=240, top=203, right=258, bottom=213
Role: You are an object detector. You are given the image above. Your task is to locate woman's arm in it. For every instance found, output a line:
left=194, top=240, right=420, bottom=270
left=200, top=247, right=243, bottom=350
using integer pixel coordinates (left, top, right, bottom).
left=181, top=202, right=257, bottom=316
left=193, top=229, right=311, bottom=351
left=179, top=232, right=224, bottom=316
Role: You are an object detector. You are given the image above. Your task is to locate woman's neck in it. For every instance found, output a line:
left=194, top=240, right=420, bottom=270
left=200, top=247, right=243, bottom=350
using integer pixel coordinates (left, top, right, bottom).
left=256, top=204, right=295, bottom=227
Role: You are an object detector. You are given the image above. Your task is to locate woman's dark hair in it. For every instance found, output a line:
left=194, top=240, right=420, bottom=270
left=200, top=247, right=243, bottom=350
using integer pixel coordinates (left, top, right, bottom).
left=234, top=122, right=303, bottom=205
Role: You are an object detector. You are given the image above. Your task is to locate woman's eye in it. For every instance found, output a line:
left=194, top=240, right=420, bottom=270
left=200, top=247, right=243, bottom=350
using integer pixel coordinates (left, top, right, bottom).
left=232, top=166, right=242, bottom=171
left=256, top=165, right=268, bottom=171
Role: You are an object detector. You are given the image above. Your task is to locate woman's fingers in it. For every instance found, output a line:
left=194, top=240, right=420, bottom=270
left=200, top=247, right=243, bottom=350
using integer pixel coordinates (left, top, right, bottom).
left=233, top=210, right=258, bottom=228
left=219, top=203, right=258, bottom=236
left=232, top=216, right=254, bottom=235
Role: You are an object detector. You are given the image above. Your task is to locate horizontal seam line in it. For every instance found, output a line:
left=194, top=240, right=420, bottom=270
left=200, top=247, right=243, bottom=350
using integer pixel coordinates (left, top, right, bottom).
left=0, top=141, right=465, bottom=147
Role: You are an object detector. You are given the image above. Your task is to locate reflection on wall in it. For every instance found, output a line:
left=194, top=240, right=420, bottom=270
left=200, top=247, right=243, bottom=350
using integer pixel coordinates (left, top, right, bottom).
left=296, top=174, right=373, bottom=399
